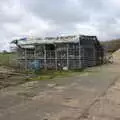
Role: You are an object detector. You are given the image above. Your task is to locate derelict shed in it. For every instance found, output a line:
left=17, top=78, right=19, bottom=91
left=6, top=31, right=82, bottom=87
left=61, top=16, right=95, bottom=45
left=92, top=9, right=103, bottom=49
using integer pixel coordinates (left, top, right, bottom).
left=12, top=35, right=104, bottom=70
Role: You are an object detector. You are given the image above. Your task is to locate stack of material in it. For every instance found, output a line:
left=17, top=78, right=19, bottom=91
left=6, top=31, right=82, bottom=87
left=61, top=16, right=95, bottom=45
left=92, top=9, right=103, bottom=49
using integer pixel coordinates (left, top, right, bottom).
left=113, top=49, right=120, bottom=63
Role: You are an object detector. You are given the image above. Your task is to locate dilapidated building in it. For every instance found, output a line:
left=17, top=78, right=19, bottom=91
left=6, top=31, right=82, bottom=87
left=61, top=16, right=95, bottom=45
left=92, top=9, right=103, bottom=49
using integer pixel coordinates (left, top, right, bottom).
left=12, top=35, right=104, bottom=70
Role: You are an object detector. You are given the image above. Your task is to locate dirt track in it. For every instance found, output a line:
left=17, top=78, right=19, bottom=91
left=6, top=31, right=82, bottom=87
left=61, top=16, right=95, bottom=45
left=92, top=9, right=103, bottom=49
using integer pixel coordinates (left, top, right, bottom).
left=0, top=66, right=29, bottom=89
left=0, top=54, right=120, bottom=119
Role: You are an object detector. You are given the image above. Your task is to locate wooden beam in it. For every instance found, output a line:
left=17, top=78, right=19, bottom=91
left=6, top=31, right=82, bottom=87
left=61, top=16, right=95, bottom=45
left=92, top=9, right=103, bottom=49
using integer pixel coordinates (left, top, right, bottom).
left=79, top=39, right=81, bottom=68
left=55, top=44, right=58, bottom=70
left=44, top=44, right=47, bottom=70
left=67, top=44, right=69, bottom=69
left=25, top=48, right=28, bottom=70
left=34, top=45, right=37, bottom=60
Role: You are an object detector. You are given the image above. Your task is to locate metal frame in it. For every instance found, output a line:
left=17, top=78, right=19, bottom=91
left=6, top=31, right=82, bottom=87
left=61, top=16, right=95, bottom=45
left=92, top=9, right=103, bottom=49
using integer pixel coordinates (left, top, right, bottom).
left=16, top=36, right=104, bottom=70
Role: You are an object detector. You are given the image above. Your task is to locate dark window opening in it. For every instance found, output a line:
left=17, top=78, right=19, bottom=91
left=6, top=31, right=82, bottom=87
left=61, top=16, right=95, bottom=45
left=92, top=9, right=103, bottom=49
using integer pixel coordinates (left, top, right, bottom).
left=46, top=44, right=55, bottom=50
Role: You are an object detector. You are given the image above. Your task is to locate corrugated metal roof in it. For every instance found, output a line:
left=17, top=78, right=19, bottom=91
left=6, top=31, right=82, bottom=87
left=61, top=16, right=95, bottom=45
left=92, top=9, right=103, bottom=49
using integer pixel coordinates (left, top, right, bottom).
left=12, top=35, right=97, bottom=49
left=16, top=35, right=80, bottom=46
left=21, top=45, right=35, bottom=49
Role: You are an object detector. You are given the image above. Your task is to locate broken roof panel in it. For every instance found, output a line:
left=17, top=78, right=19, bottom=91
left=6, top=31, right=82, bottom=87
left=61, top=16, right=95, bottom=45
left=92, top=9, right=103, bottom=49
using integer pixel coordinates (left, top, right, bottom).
left=12, top=35, right=97, bottom=49
left=20, top=45, right=35, bottom=49
left=15, top=35, right=80, bottom=46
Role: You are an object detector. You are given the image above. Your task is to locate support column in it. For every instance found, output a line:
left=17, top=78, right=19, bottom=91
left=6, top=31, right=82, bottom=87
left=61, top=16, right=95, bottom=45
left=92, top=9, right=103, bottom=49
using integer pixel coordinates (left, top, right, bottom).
left=44, top=44, right=47, bottom=70
left=67, top=44, right=69, bottom=69
left=34, top=45, right=37, bottom=70
left=34, top=45, right=36, bottom=59
left=55, top=44, right=58, bottom=70
left=79, top=40, right=81, bottom=68
left=93, top=47, right=96, bottom=66
left=25, top=48, right=28, bottom=70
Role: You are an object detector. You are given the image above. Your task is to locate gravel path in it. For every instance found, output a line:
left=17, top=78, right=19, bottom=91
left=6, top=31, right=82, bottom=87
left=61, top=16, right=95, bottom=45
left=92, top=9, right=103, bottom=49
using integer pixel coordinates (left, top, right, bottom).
left=0, top=61, right=120, bottom=120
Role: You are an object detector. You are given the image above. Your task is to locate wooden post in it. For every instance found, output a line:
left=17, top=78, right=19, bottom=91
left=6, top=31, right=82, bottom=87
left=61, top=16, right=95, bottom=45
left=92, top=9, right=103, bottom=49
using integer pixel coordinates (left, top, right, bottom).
left=44, top=44, right=47, bottom=70
left=67, top=44, right=69, bottom=69
left=34, top=45, right=37, bottom=71
left=25, top=48, right=27, bottom=70
left=79, top=38, right=81, bottom=68
left=55, top=44, right=58, bottom=70
left=93, top=47, right=96, bottom=66
left=34, top=45, right=36, bottom=59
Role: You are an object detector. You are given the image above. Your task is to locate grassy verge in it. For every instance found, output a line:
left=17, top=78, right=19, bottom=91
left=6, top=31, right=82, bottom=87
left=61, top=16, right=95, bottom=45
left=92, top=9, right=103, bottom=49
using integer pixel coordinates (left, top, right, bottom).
left=26, top=68, right=95, bottom=81
left=0, top=53, right=16, bottom=67
left=27, top=70, right=73, bottom=81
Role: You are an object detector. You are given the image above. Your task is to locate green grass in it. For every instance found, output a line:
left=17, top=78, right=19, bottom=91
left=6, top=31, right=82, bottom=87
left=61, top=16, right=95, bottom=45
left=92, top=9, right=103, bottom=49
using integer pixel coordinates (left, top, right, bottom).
left=0, top=53, right=16, bottom=66
left=26, top=68, right=95, bottom=81
left=28, top=70, right=73, bottom=81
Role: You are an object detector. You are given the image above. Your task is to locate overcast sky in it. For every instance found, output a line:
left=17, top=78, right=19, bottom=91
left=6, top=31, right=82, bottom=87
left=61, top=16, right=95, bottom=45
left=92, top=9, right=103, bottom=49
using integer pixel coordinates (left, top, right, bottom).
left=1, top=0, right=120, bottom=51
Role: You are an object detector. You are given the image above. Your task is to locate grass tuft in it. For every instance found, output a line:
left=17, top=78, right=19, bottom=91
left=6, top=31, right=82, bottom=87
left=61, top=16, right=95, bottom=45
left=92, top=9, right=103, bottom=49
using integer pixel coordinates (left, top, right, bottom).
left=26, top=69, right=86, bottom=81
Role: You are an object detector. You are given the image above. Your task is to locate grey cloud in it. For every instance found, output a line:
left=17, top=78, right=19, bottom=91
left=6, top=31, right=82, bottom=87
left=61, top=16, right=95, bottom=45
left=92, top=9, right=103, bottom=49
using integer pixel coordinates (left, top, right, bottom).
left=0, top=0, right=120, bottom=51
left=21, top=0, right=111, bottom=39
left=22, top=0, right=90, bottom=24
left=22, top=0, right=106, bottom=24
left=81, top=0, right=105, bottom=11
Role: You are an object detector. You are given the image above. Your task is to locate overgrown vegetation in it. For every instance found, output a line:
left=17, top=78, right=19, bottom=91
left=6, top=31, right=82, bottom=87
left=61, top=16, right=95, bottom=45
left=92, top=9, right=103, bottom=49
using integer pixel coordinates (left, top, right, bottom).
left=0, top=53, right=16, bottom=66
left=27, top=70, right=75, bottom=81
left=26, top=68, right=94, bottom=81
left=101, top=39, right=120, bottom=53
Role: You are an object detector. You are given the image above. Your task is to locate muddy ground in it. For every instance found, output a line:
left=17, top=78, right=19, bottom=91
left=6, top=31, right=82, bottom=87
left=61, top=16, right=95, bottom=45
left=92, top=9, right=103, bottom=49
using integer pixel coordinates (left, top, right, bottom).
left=0, top=55, right=120, bottom=119
left=0, top=66, right=30, bottom=89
